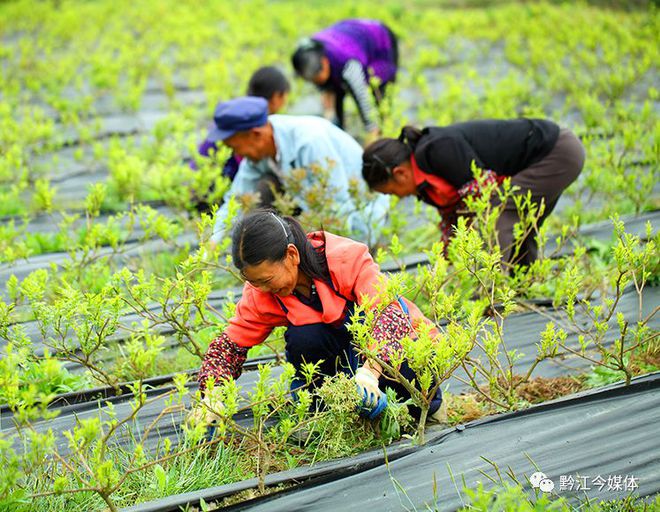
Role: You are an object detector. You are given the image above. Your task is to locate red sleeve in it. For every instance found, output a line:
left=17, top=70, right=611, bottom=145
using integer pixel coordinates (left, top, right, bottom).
left=224, top=285, right=288, bottom=348
left=198, top=285, right=288, bottom=391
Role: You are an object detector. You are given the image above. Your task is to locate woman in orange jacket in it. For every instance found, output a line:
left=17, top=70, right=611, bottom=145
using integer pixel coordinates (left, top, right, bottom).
left=197, top=209, right=443, bottom=420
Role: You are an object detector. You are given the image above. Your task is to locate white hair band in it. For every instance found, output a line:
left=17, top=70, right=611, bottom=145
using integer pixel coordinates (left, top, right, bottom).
left=271, top=212, right=289, bottom=241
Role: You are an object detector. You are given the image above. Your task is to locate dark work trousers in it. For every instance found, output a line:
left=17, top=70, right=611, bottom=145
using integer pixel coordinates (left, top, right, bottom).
left=255, top=172, right=283, bottom=208
left=255, top=172, right=303, bottom=217
left=282, top=302, right=443, bottom=419
left=494, top=128, right=586, bottom=265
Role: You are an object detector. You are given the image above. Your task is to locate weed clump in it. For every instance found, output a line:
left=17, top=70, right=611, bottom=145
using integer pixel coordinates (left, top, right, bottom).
left=301, top=373, right=413, bottom=461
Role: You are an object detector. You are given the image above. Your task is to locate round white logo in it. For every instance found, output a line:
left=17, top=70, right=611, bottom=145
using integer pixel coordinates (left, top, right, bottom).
left=530, top=472, right=547, bottom=488
left=539, top=478, right=555, bottom=493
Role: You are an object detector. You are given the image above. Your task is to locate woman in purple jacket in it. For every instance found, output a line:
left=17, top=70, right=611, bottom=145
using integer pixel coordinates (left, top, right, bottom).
left=292, top=19, right=398, bottom=138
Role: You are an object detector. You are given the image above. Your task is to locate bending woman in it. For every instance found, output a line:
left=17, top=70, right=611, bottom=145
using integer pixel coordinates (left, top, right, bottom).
left=362, top=119, right=586, bottom=265
left=292, top=19, right=398, bottom=137
left=197, top=210, right=443, bottom=421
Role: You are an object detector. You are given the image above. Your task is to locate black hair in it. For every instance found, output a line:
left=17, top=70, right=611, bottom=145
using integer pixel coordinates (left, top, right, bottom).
left=231, top=209, right=330, bottom=282
left=362, top=126, right=423, bottom=189
left=246, top=66, right=291, bottom=99
left=291, top=38, right=325, bottom=80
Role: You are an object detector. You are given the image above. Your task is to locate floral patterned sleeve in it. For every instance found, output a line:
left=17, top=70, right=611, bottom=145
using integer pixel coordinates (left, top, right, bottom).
left=436, top=170, right=505, bottom=252
left=456, top=169, right=504, bottom=198
left=369, top=303, right=414, bottom=365
left=198, top=333, right=249, bottom=391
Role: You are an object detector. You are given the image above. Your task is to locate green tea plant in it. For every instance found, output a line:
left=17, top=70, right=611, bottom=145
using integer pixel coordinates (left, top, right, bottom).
left=544, top=216, right=659, bottom=387
left=348, top=273, right=478, bottom=444
left=1, top=358, right=412, bottom=510
left=454, top=481, right=657, bottom=512
left=191, top=363, right=307, bottom=494
left=271, top=162, right=362, bottom=240
left=1, top=1, right=658, bottom=508
left=19, top=273, right=124, bottom=392
left=192, top=363, right=412, bottom=494
left=438, top=176, right=564, bottom=409
left=457, top=482, right=568, bottom=512
left=113, top=263, right=217, bottom=362
left=2, top=210, right=251, bottom=393
left=353, top=165, right=657, bottom=437
left=0, top=374, right=201, bottom=512
left=0, top=337, right=258, bottom=511
left=107, top=210, right=245, bottom=364
left=0, top=345, right=89, bottom=405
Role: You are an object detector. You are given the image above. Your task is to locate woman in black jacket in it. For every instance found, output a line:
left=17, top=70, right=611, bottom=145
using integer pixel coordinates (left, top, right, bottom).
left=362, top=118, right=585, bottom=265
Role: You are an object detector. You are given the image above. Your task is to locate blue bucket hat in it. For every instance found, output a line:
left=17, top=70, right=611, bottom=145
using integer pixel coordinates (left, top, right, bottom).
left=207, top=96, right=269, bottom=142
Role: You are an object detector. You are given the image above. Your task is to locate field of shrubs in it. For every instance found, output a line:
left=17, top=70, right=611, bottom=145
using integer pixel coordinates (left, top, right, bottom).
left=0, top=1, right=658, bottom=511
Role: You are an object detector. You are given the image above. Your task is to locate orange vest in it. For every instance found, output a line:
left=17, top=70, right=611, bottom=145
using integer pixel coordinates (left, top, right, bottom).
left=225, top=231, right=432, bottom=347
left=411, top=154, right=460, bottom=208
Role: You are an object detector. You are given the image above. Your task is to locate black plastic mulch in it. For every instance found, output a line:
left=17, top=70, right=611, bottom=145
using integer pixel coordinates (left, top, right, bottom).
left=121, top=372, right=660, bottom=512
left=3, top=285, right=656, bottom=460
